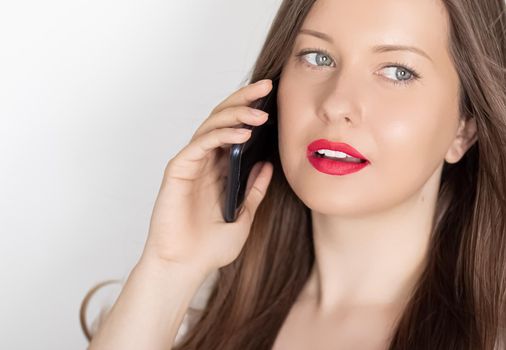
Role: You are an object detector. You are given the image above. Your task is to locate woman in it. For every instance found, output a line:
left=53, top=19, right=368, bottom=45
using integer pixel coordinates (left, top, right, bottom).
left=82, top=0, right=506, bottom=348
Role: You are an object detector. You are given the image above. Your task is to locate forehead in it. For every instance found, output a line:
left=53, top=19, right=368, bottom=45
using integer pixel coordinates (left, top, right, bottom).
left=299, top=0, right=450, bottom=59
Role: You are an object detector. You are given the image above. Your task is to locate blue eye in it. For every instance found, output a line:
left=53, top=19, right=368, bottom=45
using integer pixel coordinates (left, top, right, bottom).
left=380, top=65, right=420, bottom=86
left=295, top=48, right=422, bottom=86
left=296, top=49, right=335, bottom=70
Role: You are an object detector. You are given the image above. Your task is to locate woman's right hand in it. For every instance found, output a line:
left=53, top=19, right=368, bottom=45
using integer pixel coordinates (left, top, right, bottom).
left=140, top=79, right=274, bottom=276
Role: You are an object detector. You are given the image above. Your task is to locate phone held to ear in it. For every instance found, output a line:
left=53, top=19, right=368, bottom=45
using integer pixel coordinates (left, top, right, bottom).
left=222, top=82, right=277, bottom=223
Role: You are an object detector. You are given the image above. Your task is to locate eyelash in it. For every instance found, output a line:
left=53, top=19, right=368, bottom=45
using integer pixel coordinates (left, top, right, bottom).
left=295, top=47, right=422, bottom=87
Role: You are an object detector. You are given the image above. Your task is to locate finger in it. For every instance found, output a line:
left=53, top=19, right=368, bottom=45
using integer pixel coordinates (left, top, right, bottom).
left=165, top=127, right=252, bottom=181
left=191, top=105, right=269, bottom=142
left=190, top=79, right=272, bottom=143
left=236, top=161, right=274, bottom=225
left=212, top=79, right=272, bottom=116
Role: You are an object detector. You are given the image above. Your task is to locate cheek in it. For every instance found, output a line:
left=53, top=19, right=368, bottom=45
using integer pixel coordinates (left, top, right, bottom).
left=371, top=97, right=458, bottom=176
left=277, top=77, right=310, bottom=173
left=357, top=99, right=458, bottom=211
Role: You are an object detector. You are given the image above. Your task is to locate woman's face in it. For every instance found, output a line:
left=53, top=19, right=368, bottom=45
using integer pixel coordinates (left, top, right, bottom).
left=277, top=0, right=469, bottom=217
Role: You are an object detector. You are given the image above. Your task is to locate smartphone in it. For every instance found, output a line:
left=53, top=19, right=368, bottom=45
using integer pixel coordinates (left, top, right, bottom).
left=222, top=80, right=277, bottom=222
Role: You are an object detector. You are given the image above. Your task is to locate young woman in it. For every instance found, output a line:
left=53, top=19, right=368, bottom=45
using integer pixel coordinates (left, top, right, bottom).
left=82, top=0, right=506, bottom=348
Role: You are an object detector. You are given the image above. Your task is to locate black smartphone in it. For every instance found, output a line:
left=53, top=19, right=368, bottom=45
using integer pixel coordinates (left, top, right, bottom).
left=222, top=80, right=277, bottom=222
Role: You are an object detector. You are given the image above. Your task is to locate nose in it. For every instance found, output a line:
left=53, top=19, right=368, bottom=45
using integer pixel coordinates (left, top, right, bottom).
left=316, top=69, right=362, bottom=127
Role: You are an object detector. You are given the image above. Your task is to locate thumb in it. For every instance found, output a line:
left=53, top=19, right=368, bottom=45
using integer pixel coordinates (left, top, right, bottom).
left=237, top=161, right=273, bottom=225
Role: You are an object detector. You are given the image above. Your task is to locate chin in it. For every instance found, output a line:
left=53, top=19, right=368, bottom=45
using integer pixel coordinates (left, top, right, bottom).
left=308, top=194, right=374, bottom=218
left=286, top=177, right=375, bottom=217
left=284, top=170, right=400, bottom=219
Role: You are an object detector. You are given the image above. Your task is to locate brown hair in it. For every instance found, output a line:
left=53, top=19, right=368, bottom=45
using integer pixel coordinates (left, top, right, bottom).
left=81, top=0, right=506, bottom=348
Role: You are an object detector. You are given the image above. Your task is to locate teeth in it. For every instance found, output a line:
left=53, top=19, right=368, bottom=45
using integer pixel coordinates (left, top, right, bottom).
left=315, top=149, right=363, bottom=163
left=315, top=149, right=353, bottom=159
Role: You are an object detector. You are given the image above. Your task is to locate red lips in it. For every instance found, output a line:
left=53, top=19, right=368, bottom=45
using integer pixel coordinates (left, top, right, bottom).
left=306, top=139, right=370, bottom=176
left=306, top=139, right=368, bottom=161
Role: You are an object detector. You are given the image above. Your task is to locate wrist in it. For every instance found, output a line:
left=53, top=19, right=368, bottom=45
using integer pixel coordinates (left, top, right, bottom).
left=136, top=253, right=214, bottom=282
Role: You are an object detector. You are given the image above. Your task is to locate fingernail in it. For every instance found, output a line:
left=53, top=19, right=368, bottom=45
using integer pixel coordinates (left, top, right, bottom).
left=254, top=79, right=271, bottom=86
left=250, top=109, right=267, bottom=117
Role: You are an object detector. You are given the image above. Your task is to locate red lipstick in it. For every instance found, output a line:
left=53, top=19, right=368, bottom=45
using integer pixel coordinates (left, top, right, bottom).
left=306, top=139, right=370, bottom=176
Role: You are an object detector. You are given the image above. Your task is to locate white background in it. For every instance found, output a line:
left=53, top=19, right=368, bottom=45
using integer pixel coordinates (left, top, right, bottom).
left=0, top=1, right=281, bottom=348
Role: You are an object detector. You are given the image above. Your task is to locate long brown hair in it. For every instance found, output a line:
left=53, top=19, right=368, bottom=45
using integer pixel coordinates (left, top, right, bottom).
left=81, top=0, right=506, bottom=348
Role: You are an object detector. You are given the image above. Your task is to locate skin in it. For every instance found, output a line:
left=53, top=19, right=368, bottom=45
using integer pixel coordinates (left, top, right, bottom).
left=272, top=0, right=478, bottom=349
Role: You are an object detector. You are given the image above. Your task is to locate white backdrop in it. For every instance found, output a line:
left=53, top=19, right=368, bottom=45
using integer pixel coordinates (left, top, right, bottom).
left=0, top=1, right=281, bottom=348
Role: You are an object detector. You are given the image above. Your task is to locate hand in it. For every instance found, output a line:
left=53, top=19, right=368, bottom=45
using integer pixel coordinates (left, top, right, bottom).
left=141, top=79, right=274, bottom=274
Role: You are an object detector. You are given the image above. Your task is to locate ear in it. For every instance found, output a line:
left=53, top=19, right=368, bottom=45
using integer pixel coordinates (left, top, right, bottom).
left=445, top=116, right=478, bottom=164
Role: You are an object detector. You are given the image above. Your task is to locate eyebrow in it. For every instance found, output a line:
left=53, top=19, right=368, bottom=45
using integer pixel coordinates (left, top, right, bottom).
left=298, top=29, right=433, bottom=63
